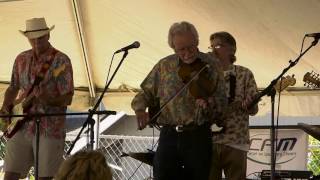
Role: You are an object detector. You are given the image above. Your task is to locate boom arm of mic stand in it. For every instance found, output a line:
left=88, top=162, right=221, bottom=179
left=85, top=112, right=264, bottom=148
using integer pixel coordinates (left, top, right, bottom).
left=248, top=80, right=277, bottom=110
left=248, top=37, right=319, bottom=110
left=67, top=50, right=129, bottom=155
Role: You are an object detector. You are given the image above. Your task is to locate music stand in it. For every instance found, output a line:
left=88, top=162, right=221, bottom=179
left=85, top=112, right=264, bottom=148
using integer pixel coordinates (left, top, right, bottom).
left=121, top=150, right=155, bottom=166
left=298, top=123, right=320, bottom=141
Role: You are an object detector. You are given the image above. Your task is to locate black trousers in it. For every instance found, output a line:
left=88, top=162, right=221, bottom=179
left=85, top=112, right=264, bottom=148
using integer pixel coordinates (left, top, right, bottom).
left=153, top=124, right=212, bottom=180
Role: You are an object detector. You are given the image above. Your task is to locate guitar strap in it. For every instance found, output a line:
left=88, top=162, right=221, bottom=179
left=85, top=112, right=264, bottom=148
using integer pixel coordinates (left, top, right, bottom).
left=26, top=48, right=58, bottom=97
left=228, top=66, right=236, bottom=104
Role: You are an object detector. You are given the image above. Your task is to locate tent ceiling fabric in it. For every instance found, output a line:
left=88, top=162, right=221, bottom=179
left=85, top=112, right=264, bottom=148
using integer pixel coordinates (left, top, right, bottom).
left=0, top=0, right=320, bottom=117
left=0, top=0, right=319, bottom=90
left=79, top=0, right=320, bottom=89
left=0, top=0, right=88, bottom=88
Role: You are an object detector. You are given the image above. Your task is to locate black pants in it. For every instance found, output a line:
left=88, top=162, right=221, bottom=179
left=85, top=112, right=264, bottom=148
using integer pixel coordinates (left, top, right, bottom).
left=153, top=124, right=212, bottom=180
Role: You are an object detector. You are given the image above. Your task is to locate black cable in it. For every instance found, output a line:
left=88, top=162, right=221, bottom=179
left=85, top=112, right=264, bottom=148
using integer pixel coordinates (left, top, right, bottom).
left=82, top=52, right=115, bottom=150
left=246, top=171, right=261, bottom=179
left=300, top=35, right=307, bottom=55
left=127, top=127, right=159, bottom=180
left=127, top=159, right=144, bottom=180
left=271, top=34, right=310, bottom=179
left=106, top=53, right=115, bottom=86
left=85, top=54, right=115, bottom=149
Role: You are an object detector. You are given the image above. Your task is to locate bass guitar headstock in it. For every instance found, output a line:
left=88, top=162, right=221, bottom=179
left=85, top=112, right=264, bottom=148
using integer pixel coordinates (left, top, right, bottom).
left=274, top=74, right=296, bottom=92
left=303, top=71, right=320, bottom=88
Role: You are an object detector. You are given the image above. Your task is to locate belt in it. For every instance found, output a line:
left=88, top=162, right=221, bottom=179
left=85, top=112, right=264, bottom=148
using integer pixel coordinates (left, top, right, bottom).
left=162, top=123, right=208, bottom=133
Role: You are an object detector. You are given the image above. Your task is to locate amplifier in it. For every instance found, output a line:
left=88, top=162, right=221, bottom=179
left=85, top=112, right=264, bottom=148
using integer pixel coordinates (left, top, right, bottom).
left=260, top=170, right=313, bottom=179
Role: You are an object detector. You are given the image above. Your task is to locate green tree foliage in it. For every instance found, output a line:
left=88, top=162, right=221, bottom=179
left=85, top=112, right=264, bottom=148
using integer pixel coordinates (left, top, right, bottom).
left=308, top=136, right=320, bottom=176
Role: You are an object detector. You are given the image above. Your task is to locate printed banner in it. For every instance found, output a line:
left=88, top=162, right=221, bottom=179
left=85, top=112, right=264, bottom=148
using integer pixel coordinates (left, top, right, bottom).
left=247, top=129, right=308, bottom=177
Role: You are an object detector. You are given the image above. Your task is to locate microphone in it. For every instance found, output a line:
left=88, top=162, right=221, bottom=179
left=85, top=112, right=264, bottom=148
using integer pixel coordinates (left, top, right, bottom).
left=305, top=33, right=320, bottom=38
left=115, top=41, right=140, bottom=54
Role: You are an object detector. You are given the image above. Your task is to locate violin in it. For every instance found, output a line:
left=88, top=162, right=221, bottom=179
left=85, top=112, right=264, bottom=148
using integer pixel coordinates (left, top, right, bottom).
left=178, top=58, right=225, bottom=131
left=178, top=58, right=215, bottom=99
left=147, top=58, right=216, bottom=129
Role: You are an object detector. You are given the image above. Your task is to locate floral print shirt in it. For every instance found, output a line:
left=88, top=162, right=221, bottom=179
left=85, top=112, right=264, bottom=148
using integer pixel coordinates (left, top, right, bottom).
left=10, top=45, right=74, bottom=139
left=131, top=52, right=227, bottom=126
left=212, top=65, right=259, bottom=151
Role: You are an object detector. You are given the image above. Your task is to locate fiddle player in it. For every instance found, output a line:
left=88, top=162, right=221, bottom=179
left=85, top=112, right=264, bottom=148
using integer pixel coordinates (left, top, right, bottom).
left=131, top=21, right=227, bottom=180
left=208, top=31, right=259, bottom=180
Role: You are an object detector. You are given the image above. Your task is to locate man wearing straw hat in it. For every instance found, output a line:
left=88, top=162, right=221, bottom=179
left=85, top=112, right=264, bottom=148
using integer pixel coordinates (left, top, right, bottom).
left=0, top=17, right=74, bottom=180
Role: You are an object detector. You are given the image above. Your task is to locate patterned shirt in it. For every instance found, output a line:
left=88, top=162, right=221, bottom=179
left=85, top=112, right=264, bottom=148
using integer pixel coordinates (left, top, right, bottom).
left=212, top=65, right=259, bottom=151
left=131, top=52, right=227, bottom=126
left=10, top=45, right=74, bottom=139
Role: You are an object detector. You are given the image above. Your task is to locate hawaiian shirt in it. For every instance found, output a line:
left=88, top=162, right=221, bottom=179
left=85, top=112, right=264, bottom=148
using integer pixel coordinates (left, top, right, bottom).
left=212, top=65, right=259, bottom=151
left=131, top=52, right=227, bottom=126
left=10, top=45, right=74, bottom=139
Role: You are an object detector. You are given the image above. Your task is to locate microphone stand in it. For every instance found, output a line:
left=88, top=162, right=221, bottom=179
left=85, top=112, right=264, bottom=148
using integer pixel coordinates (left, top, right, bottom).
left=248, top=37, right=319, bottom=180
left=67, top=50, right=129, bottom=155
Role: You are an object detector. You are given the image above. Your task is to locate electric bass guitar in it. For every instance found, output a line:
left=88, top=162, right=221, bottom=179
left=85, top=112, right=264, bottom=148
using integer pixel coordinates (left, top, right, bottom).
left=0, top=64, right=66, bottom=138
left=212, top=74, right=296, bottom=132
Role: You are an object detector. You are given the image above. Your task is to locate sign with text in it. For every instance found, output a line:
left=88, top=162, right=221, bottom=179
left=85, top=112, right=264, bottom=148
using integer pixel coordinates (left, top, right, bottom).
left=247, top=129, right=308, bottom=176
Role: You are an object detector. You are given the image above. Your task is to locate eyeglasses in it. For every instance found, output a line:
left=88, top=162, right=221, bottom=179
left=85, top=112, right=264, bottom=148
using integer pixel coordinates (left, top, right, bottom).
left=208, top=44, right=224, bottom=50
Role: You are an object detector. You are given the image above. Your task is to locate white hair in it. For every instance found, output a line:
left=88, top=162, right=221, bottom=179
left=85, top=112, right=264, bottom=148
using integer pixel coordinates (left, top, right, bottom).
left=168, top=21, right=199, bottom=49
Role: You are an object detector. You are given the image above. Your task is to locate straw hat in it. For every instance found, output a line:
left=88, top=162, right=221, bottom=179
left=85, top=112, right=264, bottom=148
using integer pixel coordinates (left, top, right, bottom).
left=19, top=17, right=54, bottom=39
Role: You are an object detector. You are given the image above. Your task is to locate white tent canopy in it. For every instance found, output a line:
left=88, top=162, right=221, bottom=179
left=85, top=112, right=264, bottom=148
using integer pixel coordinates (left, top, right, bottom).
left=0, top=0, right=320, bottom=119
